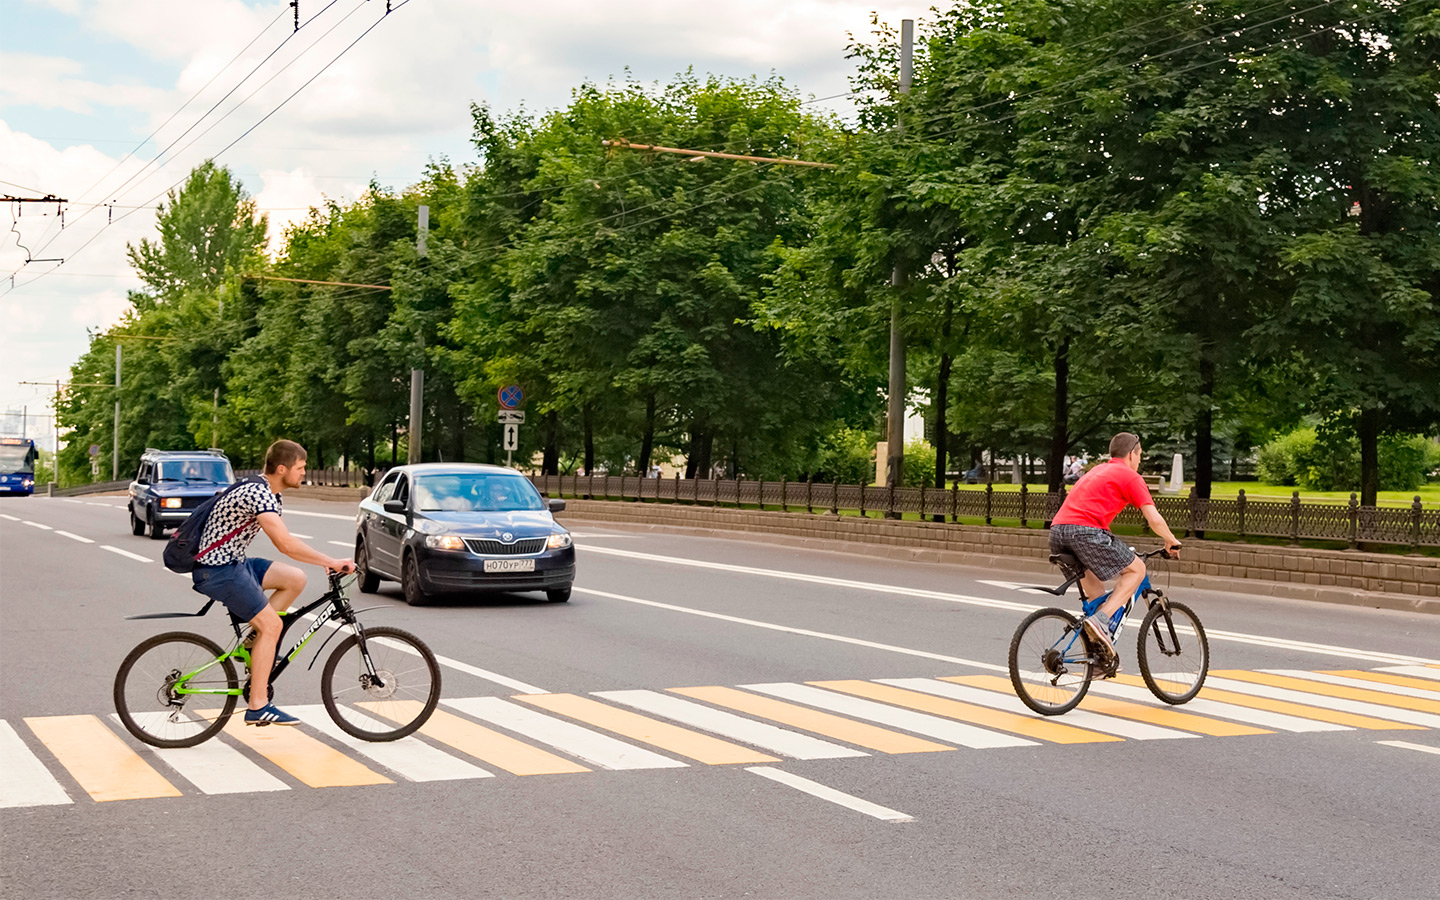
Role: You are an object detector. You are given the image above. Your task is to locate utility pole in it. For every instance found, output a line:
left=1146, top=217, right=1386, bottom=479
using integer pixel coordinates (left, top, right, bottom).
left=407, top=205, right=428, bottom=465
left=113, top=343, right=121, bottom=480
left=884, top=18, right=914, bottom=516
left=212, top=387, right=220, bottom=448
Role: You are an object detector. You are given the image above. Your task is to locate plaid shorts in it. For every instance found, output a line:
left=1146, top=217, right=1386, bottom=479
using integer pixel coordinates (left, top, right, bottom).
left=1048, top=525, right=1136, bottom=581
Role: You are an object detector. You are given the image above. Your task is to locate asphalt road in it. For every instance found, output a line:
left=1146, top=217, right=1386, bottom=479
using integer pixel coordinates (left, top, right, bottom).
left=3, top=492, right=1439, bottom=900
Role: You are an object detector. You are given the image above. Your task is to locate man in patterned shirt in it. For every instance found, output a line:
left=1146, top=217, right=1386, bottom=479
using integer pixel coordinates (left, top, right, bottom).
left=192, top=439, right=354, bottom=725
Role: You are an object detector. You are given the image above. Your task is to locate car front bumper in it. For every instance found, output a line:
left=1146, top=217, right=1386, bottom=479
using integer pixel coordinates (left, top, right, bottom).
left=415, top=545, right=576, bottom=593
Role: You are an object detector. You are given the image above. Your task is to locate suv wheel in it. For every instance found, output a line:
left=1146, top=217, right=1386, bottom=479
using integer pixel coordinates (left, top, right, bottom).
left=402, top=553, right=432, bottom=607
left=129, top=507, right=146, bottom=536
left=147, top=509, right=166, bottom=540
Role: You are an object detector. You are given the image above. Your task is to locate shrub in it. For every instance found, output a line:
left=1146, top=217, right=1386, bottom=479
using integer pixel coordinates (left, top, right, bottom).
left=814, top=427, right=876, bottom=485
left=901, top=440, right=937, bottom=488
left=1256, top=427, right=1438, bottom=492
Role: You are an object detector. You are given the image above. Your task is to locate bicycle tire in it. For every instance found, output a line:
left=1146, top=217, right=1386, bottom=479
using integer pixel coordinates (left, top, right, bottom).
left=1137, top=600, right=1209, bottom=705
left=114, top=632, right=237, bottom=748
left=320, top=626, right=441, bottom=741
left=1008, top=607, right=1093, bottom=716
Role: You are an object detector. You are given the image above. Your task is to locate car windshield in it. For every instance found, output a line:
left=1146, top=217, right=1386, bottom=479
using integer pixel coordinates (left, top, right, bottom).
left=0, top=446, right=33, bottom=472
left=413, top=474, right=544, bottom=512
left=156, top=460, right=233, bottom=483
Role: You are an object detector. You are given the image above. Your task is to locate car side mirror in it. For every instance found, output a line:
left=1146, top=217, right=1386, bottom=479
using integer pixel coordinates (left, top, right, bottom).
left=383, top=499, right=407, bottom=514
left=547, top=498, right=566, bottom=513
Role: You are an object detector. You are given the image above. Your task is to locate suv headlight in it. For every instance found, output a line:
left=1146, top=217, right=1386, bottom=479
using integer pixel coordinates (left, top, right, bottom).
left=161, top=497, right=183, bottom=509
left=425, top=534, right=466, bottom=551
left=547, top=532, right=573, bottom=549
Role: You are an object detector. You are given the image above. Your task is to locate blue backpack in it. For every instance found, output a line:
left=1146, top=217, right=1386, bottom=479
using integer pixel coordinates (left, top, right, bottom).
left=162, top=475, right=265, bottom=573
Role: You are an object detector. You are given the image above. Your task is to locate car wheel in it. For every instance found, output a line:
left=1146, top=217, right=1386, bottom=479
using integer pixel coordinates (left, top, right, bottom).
left=545, top=585, right=572, bottom=603
left=402, top=553, right=432, bottom=607
left=355, top=539, right=381, bottom=594
left=129, top=507, right=145, bottom=536
left=147, top=509, right=166, bottom=540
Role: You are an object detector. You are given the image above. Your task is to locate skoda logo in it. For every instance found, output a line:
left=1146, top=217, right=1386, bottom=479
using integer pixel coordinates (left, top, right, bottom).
left=502, top=532, right=514, bottom=542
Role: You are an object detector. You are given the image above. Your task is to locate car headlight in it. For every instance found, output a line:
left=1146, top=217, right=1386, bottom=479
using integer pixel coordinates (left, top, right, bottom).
left=547, top=532, right=573, bottom=550
left=425, top=534, right=467, bottom=551
left=161, top=497, right=183, bottom=509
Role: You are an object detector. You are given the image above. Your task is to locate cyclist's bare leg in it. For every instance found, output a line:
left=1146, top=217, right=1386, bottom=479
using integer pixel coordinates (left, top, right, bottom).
left=1096, top=557, right=1146, bottom=619
left=1079, top=570, right=1106, bottom=601
left=262, top=562, right=305, bottom=613
left=246, top=605, right=282, bottom=711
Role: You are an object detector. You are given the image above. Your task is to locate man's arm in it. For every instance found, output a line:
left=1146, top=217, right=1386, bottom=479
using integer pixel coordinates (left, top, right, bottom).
left=257, top=512, right=354, bottom=571
left=1140, top=505, right=1182, bottom=555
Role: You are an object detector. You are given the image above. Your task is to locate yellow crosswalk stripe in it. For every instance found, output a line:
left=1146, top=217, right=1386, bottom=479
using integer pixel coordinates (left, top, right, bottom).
left=810, top=680, right=1121, bottom=744
left=199, top=711, right=392, bottom=788
left=365, top=701, right=588, bottom=775
left=943, top=676, right=1271, bottom=736
left=1211, top=671, right=1440, bottom=716
left=1319, top=670, right=1440, bottom=696
left=669, top=686, right=953, bottom=754
left=1111, top=676, right=1425, bottom=730
left=517, top=693, right=778, bottom=764
left=24, top=715, right=182, bottom=802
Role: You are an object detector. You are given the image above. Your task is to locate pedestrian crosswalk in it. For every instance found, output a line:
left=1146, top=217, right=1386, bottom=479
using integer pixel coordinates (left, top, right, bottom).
left=4, top=665, right=1440, bottom=809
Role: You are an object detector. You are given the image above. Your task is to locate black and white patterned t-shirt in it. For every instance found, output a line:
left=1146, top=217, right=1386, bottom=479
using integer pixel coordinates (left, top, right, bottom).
left=194, top=479, right=283, bottom=566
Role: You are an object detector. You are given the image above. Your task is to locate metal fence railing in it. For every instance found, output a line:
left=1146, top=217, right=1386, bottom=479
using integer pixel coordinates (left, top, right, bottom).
left=528, top=474, right=1440, bottom=551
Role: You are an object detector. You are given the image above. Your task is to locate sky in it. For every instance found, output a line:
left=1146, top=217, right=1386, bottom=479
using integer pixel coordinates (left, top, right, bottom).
left=0, top=0, right=914, bottom=445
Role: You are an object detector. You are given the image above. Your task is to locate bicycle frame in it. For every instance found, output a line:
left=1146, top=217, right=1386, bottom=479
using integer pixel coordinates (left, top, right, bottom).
left=1030, top=549, right=1174, bottom=672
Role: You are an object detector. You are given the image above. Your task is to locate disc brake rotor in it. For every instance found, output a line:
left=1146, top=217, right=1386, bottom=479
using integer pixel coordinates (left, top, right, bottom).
left=360, top=669, right=399, bottom=699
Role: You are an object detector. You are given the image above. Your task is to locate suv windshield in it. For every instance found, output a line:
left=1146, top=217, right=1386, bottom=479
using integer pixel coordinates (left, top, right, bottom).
left=413, top=474, right=544, bottom=512
left=156, top=459, right=233, bottom=483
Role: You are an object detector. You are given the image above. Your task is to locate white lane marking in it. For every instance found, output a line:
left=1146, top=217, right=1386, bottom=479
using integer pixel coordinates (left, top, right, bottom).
left=108, top=713, right=288, bottom=795
left=594, top=689, right=868, bottom=760
left=286, top=509, right=356, bottom=521
left=443, top=697, right=687, bottom=770
left=288, top=705, right=492, bottom=782
left=877, top=678, right=1194, bottom=741
left=54, top=530, right=95, bottom=544
left=102, top=545, right=154, bottom=563
left=0, top=513, right=20, bottom=521
left=567, top=533, right=642, bottom=538
left=21, top=520, right=53, bottom=530
left=301, top=614, right=548, bottom=694
left=977, top=579, right=1052, bottom=593
left=575, top=587, right=1007, bottom=673
left=1260, top=669, right=1440, bottom=701
left=583, top=546, right=1440, bottom=667
left=1377, top=740, right=1440, bottom=757
left=0, top=721, right=72, bottom=808
left=1377, top=666, right=1440, bottom=683
left=746, top=766, right=913, bottom=823
left=327, top=541, right=352, bottom=548
left=110, top=504, right=127, bottom=509
left=1203, top=676, right=1440, bottom=729
left=744, top=683, right=1035, bottom=749
left=289, top=533, right=314, bottom=540
left=85, top=502, right=110, bottom=507
left=61, top=499, right=85, bottom=504
left=1086, top=681, right=1350, bottom=732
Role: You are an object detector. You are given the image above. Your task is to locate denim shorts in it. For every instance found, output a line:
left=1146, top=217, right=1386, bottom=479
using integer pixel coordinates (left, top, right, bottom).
left=1048, top=525, right=1136, bottom=581
left=192, top=558, right=274, bottom=622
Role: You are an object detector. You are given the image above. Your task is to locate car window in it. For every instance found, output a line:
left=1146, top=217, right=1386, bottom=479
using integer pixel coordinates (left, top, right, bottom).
left=373, top=471, right=399, bottom=503
left=394, top=475, right=410, bottom=507
left=413, top=474, right=544, bottom=512
left=137, top=463, right=149, bottom=484
left=157, top=460, right=232, bottom=483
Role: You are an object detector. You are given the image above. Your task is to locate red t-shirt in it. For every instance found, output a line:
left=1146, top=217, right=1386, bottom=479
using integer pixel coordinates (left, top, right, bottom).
left=1051, top=459, right=1154, bottom=529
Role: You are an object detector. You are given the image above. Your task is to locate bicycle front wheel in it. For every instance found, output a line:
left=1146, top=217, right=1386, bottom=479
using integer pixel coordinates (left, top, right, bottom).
left=1137, top=600, right=1209, bottom=704
left=1008, top=608, right=1093, bottom=716
left=114, top=632, right=238, bottom=748
left=321, top=626, right=441, bottom=741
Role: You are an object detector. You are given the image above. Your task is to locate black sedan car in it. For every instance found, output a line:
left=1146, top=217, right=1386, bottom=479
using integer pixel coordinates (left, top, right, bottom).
left=354, top=464, right=575, bottom=605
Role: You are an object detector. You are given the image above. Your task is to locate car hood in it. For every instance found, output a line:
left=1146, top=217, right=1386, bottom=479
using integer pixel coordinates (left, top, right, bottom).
left=415, top=510, right=558, bottom=538
left=150, top=482, right=231, bottom=497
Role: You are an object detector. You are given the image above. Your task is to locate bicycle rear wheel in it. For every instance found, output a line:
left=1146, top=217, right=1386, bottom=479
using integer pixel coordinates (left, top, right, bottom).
left=320, top=626, right=441, bottom=741
left=1137, top=600, right=1209, bottom=704
left=114, top=632, right=238, bottom=748
left=1008, top=608, right=1093, bottom=716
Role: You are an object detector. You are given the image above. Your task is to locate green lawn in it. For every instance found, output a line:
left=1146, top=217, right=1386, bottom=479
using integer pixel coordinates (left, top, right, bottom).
left=949, top=480, right=1439, bottom=507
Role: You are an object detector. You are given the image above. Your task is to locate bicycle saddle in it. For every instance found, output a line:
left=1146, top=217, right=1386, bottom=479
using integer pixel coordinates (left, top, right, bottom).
left=1048, top=552, right=1087, bottom=581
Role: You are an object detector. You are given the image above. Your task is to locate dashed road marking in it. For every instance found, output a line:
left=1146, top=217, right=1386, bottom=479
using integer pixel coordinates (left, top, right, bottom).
left=1377, top=740, right=1440, bottom=757
left=54, top=530, right=94, bottom=543
left=101, top=545, right=153, bottom=563
left=747, top=767, right=912, bottom=823
left=21, top=520, right=52, bottom=530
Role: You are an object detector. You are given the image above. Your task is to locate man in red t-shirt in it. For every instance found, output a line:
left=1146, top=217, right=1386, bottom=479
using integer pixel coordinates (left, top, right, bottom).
left=1050, top=432, right=1182, bottom=658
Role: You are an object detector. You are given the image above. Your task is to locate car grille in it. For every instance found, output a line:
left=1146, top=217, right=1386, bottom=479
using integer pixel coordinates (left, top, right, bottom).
left=464, top=538, right=546, bottom=555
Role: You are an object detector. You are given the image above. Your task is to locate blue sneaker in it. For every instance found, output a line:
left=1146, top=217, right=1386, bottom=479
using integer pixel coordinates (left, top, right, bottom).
left=244, top=704, right=300, bottom=726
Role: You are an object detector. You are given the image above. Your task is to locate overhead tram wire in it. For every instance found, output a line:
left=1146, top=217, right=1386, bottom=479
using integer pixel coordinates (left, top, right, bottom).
left=3, top=1, right=413, bottom=299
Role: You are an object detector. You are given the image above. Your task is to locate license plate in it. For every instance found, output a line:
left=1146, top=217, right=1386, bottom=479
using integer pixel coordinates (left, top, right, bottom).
left=483, top=559, right=536, bottom=573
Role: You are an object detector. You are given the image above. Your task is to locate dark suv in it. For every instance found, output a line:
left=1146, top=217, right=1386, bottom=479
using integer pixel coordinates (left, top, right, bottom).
left=128, top=449, right=235, bottom=539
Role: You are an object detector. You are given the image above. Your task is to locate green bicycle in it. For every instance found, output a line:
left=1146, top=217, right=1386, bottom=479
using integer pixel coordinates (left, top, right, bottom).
left=113, top=571, right=441, bottom=748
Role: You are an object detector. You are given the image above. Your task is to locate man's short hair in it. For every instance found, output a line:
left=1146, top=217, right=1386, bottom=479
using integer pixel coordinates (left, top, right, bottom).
left=1109, top=432, right=1141, bottom=458
left=264, top=439, right=308, bottom=473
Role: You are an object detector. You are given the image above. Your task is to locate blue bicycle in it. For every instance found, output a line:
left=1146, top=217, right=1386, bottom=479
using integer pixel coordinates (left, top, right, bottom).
left=1007, top=546, right=1209, bottom=716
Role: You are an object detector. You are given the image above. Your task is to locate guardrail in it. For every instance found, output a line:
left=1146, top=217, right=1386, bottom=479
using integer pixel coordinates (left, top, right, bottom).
left=235, top=467, right=374, bottom=488
left=529, top=474, right=1440, bottom=550
left=53, top=479, right=129, bottom=497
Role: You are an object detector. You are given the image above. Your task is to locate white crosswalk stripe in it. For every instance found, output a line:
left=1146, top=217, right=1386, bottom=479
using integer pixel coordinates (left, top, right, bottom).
left=1377, top=665, right=1440, bottom=683
left=0, top=721, right=72, bottom=808
left=594, top=689, right=868, bottom=759
left=1203, top=677, right=1440, bottom=729
left=288, top=706, right=493, bottom=782
left=743, top=683, right=1036, bottom=749
left=876, top=678, right=1196, bottom=741
left=443, top=697, right=688, bottom=770
left=1086, top=681, right=1350, bottom=732
left=111, top=713, right=289, bottom=795
left=1261, top=669, right=1440, bottom=701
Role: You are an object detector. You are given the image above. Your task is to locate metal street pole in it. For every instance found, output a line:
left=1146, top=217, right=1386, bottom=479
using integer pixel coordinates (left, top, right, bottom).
left=884, top=18, right=913, bottom=515
left=408, top=205, right=428, bottom=465
left=212, top=387, right=219, bottom=448
left=113, top=343, right=121, bottom=480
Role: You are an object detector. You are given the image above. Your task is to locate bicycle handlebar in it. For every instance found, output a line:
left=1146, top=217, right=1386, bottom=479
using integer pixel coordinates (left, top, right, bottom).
left=1139, top=544, right=1181, bottom=561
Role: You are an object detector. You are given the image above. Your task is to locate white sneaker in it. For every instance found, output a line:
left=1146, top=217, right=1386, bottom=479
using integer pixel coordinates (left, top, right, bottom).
left=1083, top=614, right=1116, bottom=657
